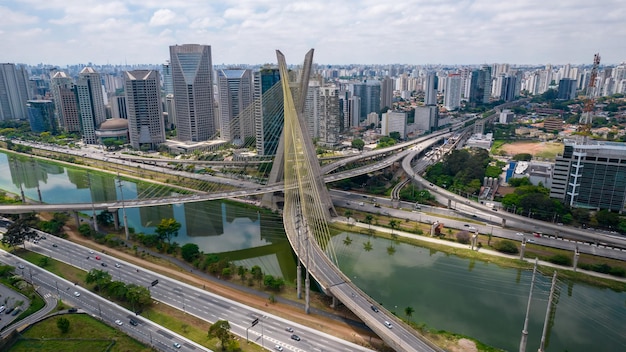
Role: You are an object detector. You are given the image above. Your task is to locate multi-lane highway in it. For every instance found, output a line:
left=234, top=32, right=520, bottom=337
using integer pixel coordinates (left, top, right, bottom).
left=9, top=234, right=375, bottom=352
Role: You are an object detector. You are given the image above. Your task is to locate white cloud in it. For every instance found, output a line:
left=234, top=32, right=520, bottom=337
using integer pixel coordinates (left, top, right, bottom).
left=0, top=6, right=39, bottom=26
left=149, top=9, right=185, bottom=26
left=2, top=0, right=626, bottom=65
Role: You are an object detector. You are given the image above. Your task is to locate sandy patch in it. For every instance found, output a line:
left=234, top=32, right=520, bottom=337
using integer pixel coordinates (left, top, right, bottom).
left=449, top=338, right=479, bottom=352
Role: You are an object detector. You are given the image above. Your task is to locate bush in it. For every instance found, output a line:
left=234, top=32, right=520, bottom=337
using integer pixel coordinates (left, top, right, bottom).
left=494, top=240, right=519, bottom=254
left=548, top=254, right=572, bottom=266
left=456, top=231, right=471, bottom=244
left=609, top=267, right=626, bottom=277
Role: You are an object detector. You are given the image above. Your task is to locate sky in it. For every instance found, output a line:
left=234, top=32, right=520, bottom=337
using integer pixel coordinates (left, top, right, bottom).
left=2, top=0, right=625, bottom=67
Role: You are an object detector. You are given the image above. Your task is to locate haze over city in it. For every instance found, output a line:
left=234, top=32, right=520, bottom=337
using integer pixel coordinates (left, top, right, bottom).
left=3, top=0, right=625, bottom=66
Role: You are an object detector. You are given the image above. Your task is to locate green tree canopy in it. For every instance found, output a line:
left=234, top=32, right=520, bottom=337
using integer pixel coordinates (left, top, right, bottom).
left=1, top=215, right=38, bottom=248
left=181, top=243, right=201, bottom=262
left=208, top=319, right=232, bottom=351
left=155, top=218, right=182, bottom=244
left=351, top=138, right=365, bottom=151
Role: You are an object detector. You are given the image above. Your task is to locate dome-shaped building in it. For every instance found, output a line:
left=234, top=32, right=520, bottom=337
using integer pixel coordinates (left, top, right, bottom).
left=95, top=118, right=129, bottom=147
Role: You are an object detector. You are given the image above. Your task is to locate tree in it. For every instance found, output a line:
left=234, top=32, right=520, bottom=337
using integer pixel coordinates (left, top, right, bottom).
left=126, top=284, right=152, bottom=312
left=181, top=243, right=200, bottom=262
left=1, top=215, right=38, bottom=248
left=208, top=319, right=232, bottom=351
left=155, top=218, right=182, bottom=244
left=57, top=317, right=70, bottom=333
left=85, top=269, right=112, bottom=292
left=404, top=306, right=415, bottom=323
left=389, top=219, right=399, bottom=237
left=250, top=265, right=263, bottom=287
left=389, top=131, right=402, bottom=141
left=364, top=214, right=373, bottom=231
left=344, top=210, right=353, bottom=224
left=351, top=138, right=365, bottom=151
left=96, top=211, right=114, bottom=227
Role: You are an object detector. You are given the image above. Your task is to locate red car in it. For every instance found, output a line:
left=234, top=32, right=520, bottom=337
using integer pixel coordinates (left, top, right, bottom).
left=95, top=256, right=101, bottom=260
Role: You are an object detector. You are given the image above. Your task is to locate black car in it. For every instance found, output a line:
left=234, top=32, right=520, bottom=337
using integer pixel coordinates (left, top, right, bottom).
left=290, top=334, right=300, bottom=341
left=129, top=319, right=138, bottom=326
left=101, top=263, right=108, bottom=267
left=370, top=305, right=379, bottom=313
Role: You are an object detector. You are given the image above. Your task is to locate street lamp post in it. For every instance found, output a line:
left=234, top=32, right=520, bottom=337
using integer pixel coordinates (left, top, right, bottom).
left=117, top=174, right=130, bottom=241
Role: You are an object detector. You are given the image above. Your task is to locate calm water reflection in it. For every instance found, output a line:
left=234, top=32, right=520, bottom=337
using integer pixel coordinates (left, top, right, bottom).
left=333, top=232, right=626, bottom=352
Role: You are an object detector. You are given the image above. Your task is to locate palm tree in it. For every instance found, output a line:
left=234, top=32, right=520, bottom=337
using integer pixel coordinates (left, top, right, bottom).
left=389, top=219, right=399, bottom=238
left=404, top=306, right=415, bottom=324
left=364, top=214, right=373, bottom=229
left=344, top=210, right=353, bottom=226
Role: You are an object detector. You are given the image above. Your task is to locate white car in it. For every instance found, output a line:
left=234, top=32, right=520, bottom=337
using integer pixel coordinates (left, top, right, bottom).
left=114, top=263, right=121, bottom=268
left=115, top=319, right=123, bottom=326
left=73, top=291, right=80, bottom=297
left=274, top=345, right=284, bottom=351
left=89, top=250, right=94, bottom=254
left=384, top=320, right=393, bottom=329
left=515, top=232, right=524, bottom=237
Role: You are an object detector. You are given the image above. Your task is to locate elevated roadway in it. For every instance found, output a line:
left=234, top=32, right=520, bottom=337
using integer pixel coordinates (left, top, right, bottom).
left=400, top=149, right=626, bottom=251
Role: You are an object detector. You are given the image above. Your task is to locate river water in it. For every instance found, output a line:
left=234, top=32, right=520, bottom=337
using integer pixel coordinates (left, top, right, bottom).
left=1, top=151, right=625, bottom=351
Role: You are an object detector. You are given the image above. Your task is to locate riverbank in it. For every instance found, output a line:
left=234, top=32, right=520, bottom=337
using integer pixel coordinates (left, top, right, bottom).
left=331, top=218, right=626, bottom=291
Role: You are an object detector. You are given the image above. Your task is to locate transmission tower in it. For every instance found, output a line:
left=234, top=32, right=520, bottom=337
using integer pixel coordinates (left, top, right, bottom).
left=578, top=53, right=601, bottom=136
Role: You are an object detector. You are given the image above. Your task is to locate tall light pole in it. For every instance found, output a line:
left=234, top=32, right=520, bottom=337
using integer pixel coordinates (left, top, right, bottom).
left=87, top=174, right=99, bottom=233
left=519, top=258, right=538, bottom=352
left=117, top=173, right=130, bottom=241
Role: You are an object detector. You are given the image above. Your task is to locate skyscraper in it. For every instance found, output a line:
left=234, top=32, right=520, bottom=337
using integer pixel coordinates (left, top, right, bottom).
left=444, top=74, right=462, bottom=110
left=169, top=44, right=215, bottom=142
left=318, top=85, right=341, bottom=147
left=124, top=70, right=165, bottom=150
left=254, top=67, right=283, bottom=156
left=27, top=100, right=56, bottom=133
left=162, top=61, right=173, bottom=96
left=424, top=72, right=438, bottom=106
left=380, top=76, right=394, bottom=110
left=75, top=67, right=107, bottom=144
left=352, top=80, right=381, bottom=121
left=217, top=68, right=254, bottom=144
left=50, top=71, right=80, bottom=133
left=0, top=63, right=30, bottom=121
left=469, top=66, right=492, bottom=106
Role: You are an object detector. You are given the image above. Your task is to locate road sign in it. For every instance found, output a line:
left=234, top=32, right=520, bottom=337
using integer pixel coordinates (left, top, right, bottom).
left=251, top=318, right=259, bottom=327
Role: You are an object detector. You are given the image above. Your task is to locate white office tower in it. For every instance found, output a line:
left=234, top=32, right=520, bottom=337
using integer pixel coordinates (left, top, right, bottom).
left=424, top=72, right=438, bottom=105
left=0, top=63, right=30, bottom=120
left=217, top=68, right=254, bottom=144
left=414, top=105, right=438, bottom=132
left=381, top=111, right=406, bottom=138
left=169, top=44, right=216, bottom=142
left=76, top=67, right=107, bottom=144
left=304, top=81, right=321, bottom=139
left=318, top=85, right=341, bottom=147
left=444, top=74, right=462, bottom=110
left=124, top=70, right=166, bottom=150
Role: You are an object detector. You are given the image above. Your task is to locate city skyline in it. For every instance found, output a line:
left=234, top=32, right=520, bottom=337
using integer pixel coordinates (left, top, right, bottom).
left=2, top=0, right=625, bottom=66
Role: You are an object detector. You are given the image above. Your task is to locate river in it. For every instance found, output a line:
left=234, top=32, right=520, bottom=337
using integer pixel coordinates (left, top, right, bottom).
left=1, top=151, right=625, bottom=351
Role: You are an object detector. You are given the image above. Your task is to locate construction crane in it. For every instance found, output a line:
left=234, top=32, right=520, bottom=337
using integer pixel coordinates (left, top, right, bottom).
left=579, top=53, right=601, bottom=135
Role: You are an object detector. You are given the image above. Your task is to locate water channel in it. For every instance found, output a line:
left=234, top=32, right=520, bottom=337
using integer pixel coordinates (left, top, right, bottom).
left=1, top=151, right=625, bottom=351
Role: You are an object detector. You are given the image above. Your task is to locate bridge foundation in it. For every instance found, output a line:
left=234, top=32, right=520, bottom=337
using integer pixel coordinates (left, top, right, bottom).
left=573, top=247, right=580, bottom=271
left=520, top=240, right=526, bottom=260
left=501, top=218, right=506, bottom=228
left=72, top=211, right=80, bottom=228
left=447, top=199, right=452, bottom=209
left=112, top=211, right=120, bottom=230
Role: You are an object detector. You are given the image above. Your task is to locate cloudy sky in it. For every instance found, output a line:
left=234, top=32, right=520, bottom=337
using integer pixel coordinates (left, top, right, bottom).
left=2, top=0, right=625, bottom=66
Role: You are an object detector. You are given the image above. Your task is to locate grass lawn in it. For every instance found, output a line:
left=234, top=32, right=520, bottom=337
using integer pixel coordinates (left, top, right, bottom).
left=10, top=314, right=149, bottom=352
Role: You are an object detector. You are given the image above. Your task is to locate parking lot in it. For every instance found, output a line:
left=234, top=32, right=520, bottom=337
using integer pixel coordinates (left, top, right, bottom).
left=0, top=283, right=31, bottom=330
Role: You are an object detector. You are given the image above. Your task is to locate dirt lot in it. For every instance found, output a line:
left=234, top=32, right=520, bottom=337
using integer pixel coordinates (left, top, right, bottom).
left=499, top=141, right=563, bottom=160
